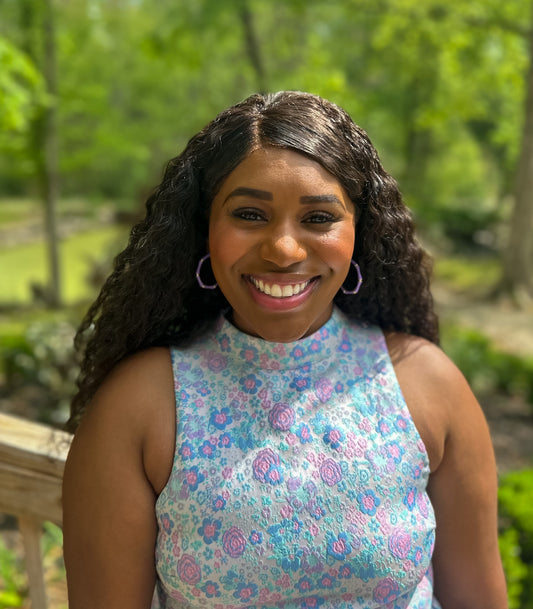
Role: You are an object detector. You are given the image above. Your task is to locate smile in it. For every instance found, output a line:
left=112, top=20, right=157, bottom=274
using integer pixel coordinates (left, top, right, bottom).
left=248, top=276, right=312, bottom=298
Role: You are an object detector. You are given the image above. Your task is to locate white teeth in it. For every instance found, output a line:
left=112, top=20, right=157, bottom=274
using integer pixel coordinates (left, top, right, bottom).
left=281, top=285, right=293, bottom=297
left=250, top=277, right=310, bottom=298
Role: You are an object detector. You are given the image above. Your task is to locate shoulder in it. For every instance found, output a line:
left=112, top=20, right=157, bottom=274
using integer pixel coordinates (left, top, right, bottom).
left=79, top=347, right=174, bottom=441
left=63, top=347, right=176, bottom=606
left=385, top=331, right=461, bottom=386
left=71, top=347, right=176, bottom=494
left=385, top=333, right=506, bottom=604
left=384, top=332, right=482, bottom=472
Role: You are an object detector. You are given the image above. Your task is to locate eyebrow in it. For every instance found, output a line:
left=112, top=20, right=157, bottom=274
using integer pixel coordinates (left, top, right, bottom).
left=224, top=188, right=344, bottom=207
left=300, top=194, right=343, bottom=206
left=224, top=187, right=272, bottom=203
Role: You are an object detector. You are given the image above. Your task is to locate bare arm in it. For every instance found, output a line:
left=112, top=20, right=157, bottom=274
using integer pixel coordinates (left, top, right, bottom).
left=62, top=348, right=175, bottom=609
left=388, top=334, right=508, bottom=609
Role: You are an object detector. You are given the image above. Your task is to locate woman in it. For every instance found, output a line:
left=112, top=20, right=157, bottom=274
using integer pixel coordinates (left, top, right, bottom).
left=63, top=91, right=507, bottom=608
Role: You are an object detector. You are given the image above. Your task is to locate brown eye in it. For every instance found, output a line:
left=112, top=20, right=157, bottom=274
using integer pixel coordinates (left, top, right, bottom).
left=303, top=212, right=337, bottom=224
left=231, top=208, right=267, bottom=222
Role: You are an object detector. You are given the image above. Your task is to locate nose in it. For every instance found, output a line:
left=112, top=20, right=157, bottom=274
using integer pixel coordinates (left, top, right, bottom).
left=260, top=229, right=307, bottom=267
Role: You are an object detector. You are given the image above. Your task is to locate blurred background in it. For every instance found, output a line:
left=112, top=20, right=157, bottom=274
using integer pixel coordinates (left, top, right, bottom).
left=0, top=0, right=532, bottom=607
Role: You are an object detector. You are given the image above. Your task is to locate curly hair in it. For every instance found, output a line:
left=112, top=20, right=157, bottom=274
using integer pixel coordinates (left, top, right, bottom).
left=68, top=91, right=438, bottom=431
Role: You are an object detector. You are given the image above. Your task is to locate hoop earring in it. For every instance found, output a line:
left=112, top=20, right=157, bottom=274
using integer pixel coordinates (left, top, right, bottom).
left=341, top=260, right=363, bottom=295
left=196, top=254, right=218, bottom=289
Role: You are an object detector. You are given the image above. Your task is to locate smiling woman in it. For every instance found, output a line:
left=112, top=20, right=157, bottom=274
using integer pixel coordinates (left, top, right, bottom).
left=208, top=147, right=356, bottom=342
left=62, top=92, right=507, bottom=609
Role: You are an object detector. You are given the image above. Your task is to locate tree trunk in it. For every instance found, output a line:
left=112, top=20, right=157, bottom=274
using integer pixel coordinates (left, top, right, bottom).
left=399, top=33, right=437, bottom=208
left=501, top=1, right=533, bottom=302
left=20, top=0, right=61, bottom=308
left=240, top=2, right=267, bottom=94
left=41, top=0, right=61, bottom=308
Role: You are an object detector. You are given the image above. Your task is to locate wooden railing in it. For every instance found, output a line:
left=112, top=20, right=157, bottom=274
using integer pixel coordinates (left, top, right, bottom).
left=0, top=412, right=72, bottom=609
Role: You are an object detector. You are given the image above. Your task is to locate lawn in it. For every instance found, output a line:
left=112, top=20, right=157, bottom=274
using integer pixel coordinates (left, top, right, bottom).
left=0, top=226, right=127, bottom=305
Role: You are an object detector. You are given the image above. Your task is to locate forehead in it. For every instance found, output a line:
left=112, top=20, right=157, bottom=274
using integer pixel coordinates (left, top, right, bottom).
left=214, top=147, right=349, bottom=199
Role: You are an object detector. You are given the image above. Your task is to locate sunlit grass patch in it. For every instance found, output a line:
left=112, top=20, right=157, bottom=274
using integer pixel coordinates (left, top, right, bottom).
left=0, top=198, right=39, bottom=225
left=0, top=226, right=127, bottom=305
left=0, top=197, right=114, bottom=226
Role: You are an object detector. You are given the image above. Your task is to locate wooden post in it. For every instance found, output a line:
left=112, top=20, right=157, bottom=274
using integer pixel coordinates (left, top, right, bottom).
left=18, top=516, right=48, bottom=609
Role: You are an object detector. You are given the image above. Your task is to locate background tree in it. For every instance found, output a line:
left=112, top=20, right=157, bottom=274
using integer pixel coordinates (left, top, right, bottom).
left=0, top=0, right=532, bottom=302
left=501, top=0, right=533, bottom=302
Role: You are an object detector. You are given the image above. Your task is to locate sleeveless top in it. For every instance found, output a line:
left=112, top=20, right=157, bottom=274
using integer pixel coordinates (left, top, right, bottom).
left=153, top=308, right=441, bottom=609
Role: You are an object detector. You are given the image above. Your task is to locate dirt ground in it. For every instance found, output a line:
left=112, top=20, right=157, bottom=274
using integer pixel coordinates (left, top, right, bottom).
left=434, top=283, right=533, bottom=474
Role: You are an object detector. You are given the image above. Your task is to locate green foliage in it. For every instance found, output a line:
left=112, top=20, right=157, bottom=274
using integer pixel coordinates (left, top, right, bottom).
left=441, top=323, right=533, bottom=405
left=499, top=528, right=528, bottom=609
left=0, top=523, right=65, bottom=608
left=0, top=36, right=43, bottom=136
left=499, top=469, right=533, bottom=608
left=1, top=318, right=78, bottom=425
left=0, top=0, right=530, bottom=215
left=434, top=256, right=500, bottom=291
left=0, top=534, right=25, bottom=608
left=422, top=205, right=501, bottom=250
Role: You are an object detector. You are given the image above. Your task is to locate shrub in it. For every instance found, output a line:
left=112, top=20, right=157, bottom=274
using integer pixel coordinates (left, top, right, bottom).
left=0, top=320, right=78, bottom=426
left=0, top=534, right=24, bottom=608
left=499, top=469, right=533, bottom=608
left=441, top=324, right=533, bottom=406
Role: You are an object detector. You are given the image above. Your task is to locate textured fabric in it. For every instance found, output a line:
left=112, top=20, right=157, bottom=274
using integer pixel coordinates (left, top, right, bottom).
left=153, top=308, right=441, bottom=609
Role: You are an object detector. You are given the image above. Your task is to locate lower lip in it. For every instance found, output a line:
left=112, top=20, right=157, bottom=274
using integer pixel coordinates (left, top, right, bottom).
left=246, top=278, right=317, bottom=311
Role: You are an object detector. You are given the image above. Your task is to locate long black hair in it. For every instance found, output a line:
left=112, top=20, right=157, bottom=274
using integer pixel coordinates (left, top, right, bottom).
left=68, top=91, right=438, bottom=430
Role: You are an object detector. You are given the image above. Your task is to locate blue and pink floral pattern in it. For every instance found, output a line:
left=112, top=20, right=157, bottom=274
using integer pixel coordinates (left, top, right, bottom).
left=153, top=308, right=440, bottom=609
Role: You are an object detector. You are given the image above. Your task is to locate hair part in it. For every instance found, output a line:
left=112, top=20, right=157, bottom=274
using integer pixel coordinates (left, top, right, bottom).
left=68, top=91, right=438, bottom=431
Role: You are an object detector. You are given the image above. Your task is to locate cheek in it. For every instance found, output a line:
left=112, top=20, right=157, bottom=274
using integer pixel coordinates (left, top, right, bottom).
left=318, top=225, right=355, bottom=268
left=208, top=220, right=249, bottom=274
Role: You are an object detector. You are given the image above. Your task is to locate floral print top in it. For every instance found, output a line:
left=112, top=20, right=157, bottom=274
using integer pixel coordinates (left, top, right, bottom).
left=153, top=308, right=441, bottom=609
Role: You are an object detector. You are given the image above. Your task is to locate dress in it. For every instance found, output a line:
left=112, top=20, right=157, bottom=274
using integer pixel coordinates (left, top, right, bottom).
left=153, top=307, right=441, bottom=609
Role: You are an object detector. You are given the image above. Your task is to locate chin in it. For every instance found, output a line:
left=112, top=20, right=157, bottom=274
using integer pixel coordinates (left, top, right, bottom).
left=247, top=317, right=323, bottom=343
left=231, top=305, right=333, bottom=343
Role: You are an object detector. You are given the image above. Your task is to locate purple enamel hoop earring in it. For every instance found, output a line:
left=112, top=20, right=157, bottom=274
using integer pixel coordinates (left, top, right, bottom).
left=341, top=260, right=363, bottom=295
left=196, top=254, right=218, bottom=290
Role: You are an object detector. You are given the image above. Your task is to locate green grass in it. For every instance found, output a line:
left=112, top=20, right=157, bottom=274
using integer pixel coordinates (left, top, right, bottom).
left=0, top=198, right=38, bottom=225
left=0, top=226, right=127, bottom=305
left=0, top=197, right=112, bottom=225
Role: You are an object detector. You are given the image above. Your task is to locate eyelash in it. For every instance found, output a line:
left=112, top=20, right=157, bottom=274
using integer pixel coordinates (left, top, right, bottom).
left=231, top=209, right=266, bottom=222
left=303, top=212, right=337, bottom=224
left=231, top=209, right=338, bottom=224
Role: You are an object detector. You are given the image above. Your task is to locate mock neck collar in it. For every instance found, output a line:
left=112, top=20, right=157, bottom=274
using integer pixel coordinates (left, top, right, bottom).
left=210, top=307, right=349, bottom=371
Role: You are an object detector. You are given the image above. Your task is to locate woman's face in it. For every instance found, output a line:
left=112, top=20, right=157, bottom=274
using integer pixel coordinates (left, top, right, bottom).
left=208, top=147, right=356, bottom=342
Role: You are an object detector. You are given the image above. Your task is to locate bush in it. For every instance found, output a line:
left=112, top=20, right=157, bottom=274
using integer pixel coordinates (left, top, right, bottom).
left=499, top=469, right=533, bottom=608
left=0, top=319, right=78, bottom=426
left=0, top=534, right=24, bottom=608
left=441, top=324, right=533, bottom=406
